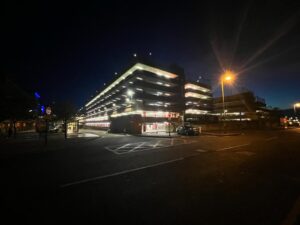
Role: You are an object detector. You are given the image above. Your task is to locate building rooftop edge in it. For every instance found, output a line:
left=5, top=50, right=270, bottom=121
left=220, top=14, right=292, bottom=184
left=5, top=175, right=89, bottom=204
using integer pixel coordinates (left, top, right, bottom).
left=85, top=62, right=179, bottom=107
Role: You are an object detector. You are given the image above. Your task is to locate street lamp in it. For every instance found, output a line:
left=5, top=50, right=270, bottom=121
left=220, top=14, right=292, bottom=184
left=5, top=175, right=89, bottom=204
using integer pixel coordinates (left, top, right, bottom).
left=294, top=103, right=300, bottom=114
left=220, top=70, right=235, bottom=118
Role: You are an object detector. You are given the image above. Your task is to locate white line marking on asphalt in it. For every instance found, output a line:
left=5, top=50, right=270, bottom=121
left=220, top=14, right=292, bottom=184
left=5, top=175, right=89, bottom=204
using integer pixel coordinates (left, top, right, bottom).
left=265, top=136, right=278, bottom=141
left=60, top=157, right=184, bottom=188
left=195, top=149, right=209, bottom=152
left=106, top=149, right=126, bottom=155
left=129, top=142, right=145, bottom=152
left=105, top=146, right=113, bottom=151
left=105, top=139, right=197, bottom=155
left=281, top=195, right=300, bottom=225
left=217, top=143, right=250, bottom=152
left=115, top=143, right=130, bottom=151
left=153, top=140, right=161, bottom=147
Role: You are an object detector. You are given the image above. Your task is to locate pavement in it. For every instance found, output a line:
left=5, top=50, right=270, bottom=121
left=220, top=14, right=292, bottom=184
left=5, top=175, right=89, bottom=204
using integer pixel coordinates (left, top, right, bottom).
left=137, top=131, right=179, bottom=138
left=1, top=128, right=300, bottom=225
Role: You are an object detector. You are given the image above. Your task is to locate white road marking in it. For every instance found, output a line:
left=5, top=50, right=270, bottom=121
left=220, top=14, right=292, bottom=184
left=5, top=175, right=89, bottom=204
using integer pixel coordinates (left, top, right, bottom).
left=60, top=157, right=184, bottom=188
left=153, top=140, right=161, bottom=147
left=281, top=195, right=300, bottom=225
left=217, top=143, right=250, bottom=152
left=265, top=136, right=278, bottom=141
left=129, top=142, right=146, bottom=152
left=195, top=149, right=209, bottom=152
left=115, top=143, right=130, bottom=151
left=105, top=139, right=196, bottom=155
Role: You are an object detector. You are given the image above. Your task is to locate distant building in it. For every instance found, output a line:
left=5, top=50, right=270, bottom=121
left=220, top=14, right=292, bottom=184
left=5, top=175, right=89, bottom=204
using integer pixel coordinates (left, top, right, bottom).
left=184, top=81, right=213, bottom=122
left=212, top=91, right=269, bottom=121
left=81, top=62, right=213, bottom=134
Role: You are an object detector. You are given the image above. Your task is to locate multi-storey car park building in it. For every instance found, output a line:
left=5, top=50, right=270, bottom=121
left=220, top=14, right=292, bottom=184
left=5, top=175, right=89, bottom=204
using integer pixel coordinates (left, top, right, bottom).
left=212, top=91, right=269, bottom=121
left=81, top=62, right=212, bottom=134
left=184, top=81, right=213, bottom=122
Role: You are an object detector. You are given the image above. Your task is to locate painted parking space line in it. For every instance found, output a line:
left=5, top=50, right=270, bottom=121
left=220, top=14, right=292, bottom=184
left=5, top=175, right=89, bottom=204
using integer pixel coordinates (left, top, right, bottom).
left=115, top=143, right=130, bottom=151
left=129, top=142, right=146, bottom=152
left=60, top=157, right=184, bottom=188
left=153, top=140, right=161, bottom=147
left=216, top=143, right=250, bottom=152
left=105, top=142, right=152, bottom=155
left=105, top=139, right=196, bottom=155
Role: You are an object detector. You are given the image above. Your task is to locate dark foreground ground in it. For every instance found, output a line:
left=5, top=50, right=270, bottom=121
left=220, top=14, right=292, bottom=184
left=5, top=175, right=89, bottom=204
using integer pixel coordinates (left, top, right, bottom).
left=1, top=128, right=300, bottom=225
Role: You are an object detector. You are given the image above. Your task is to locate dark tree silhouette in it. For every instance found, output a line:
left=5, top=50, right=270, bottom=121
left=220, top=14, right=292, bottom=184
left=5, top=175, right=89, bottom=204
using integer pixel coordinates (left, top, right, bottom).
left=0, top=76, right=36, bottom=136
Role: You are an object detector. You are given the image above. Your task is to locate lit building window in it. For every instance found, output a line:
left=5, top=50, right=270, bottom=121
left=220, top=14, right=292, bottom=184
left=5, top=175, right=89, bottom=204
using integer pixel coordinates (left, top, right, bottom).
left=185, top=83, right=210, bottom=92
left=185, top=109, right=208, bottom=114
left=185, top=92, right=210, bottom=99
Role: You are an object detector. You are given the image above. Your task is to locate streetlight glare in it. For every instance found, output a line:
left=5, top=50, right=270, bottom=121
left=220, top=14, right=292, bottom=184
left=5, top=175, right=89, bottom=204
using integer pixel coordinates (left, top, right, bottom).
left=225, top=76, right=232, bottom=81
left=221, top=70, right=235, bottom=83
left=294, top=102, right=300, bottom=114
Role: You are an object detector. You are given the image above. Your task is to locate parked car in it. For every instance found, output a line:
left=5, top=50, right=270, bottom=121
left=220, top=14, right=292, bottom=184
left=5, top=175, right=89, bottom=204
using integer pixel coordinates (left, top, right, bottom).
left=176, top=125, right=199, bottom=136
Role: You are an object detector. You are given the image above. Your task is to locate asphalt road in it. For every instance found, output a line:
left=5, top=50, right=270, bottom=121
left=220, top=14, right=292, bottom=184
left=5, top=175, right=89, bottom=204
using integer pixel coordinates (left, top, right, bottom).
left=1, top=129, right=300, bottom=225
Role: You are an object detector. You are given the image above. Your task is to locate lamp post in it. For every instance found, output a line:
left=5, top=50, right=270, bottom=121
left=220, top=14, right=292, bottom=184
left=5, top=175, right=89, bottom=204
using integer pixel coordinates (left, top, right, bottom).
left=220, top=70, right=235, bottom=130
left=220, top=70, right=235, bottom=117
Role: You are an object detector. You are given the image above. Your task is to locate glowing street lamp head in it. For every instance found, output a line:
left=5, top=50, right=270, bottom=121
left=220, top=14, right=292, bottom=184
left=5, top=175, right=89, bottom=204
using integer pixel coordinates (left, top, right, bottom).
left=294, top=102, right=300, bottom=114
left=221, top=70, right=236, bottom=84
left=294, top=103, right=300, bottom=108
left=224, top=75, right=232, bottom=81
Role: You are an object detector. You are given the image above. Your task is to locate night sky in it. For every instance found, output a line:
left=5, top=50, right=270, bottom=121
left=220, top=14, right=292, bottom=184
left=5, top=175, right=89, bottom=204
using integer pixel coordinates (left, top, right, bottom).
left=3, top=0, right=300, bottom=109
